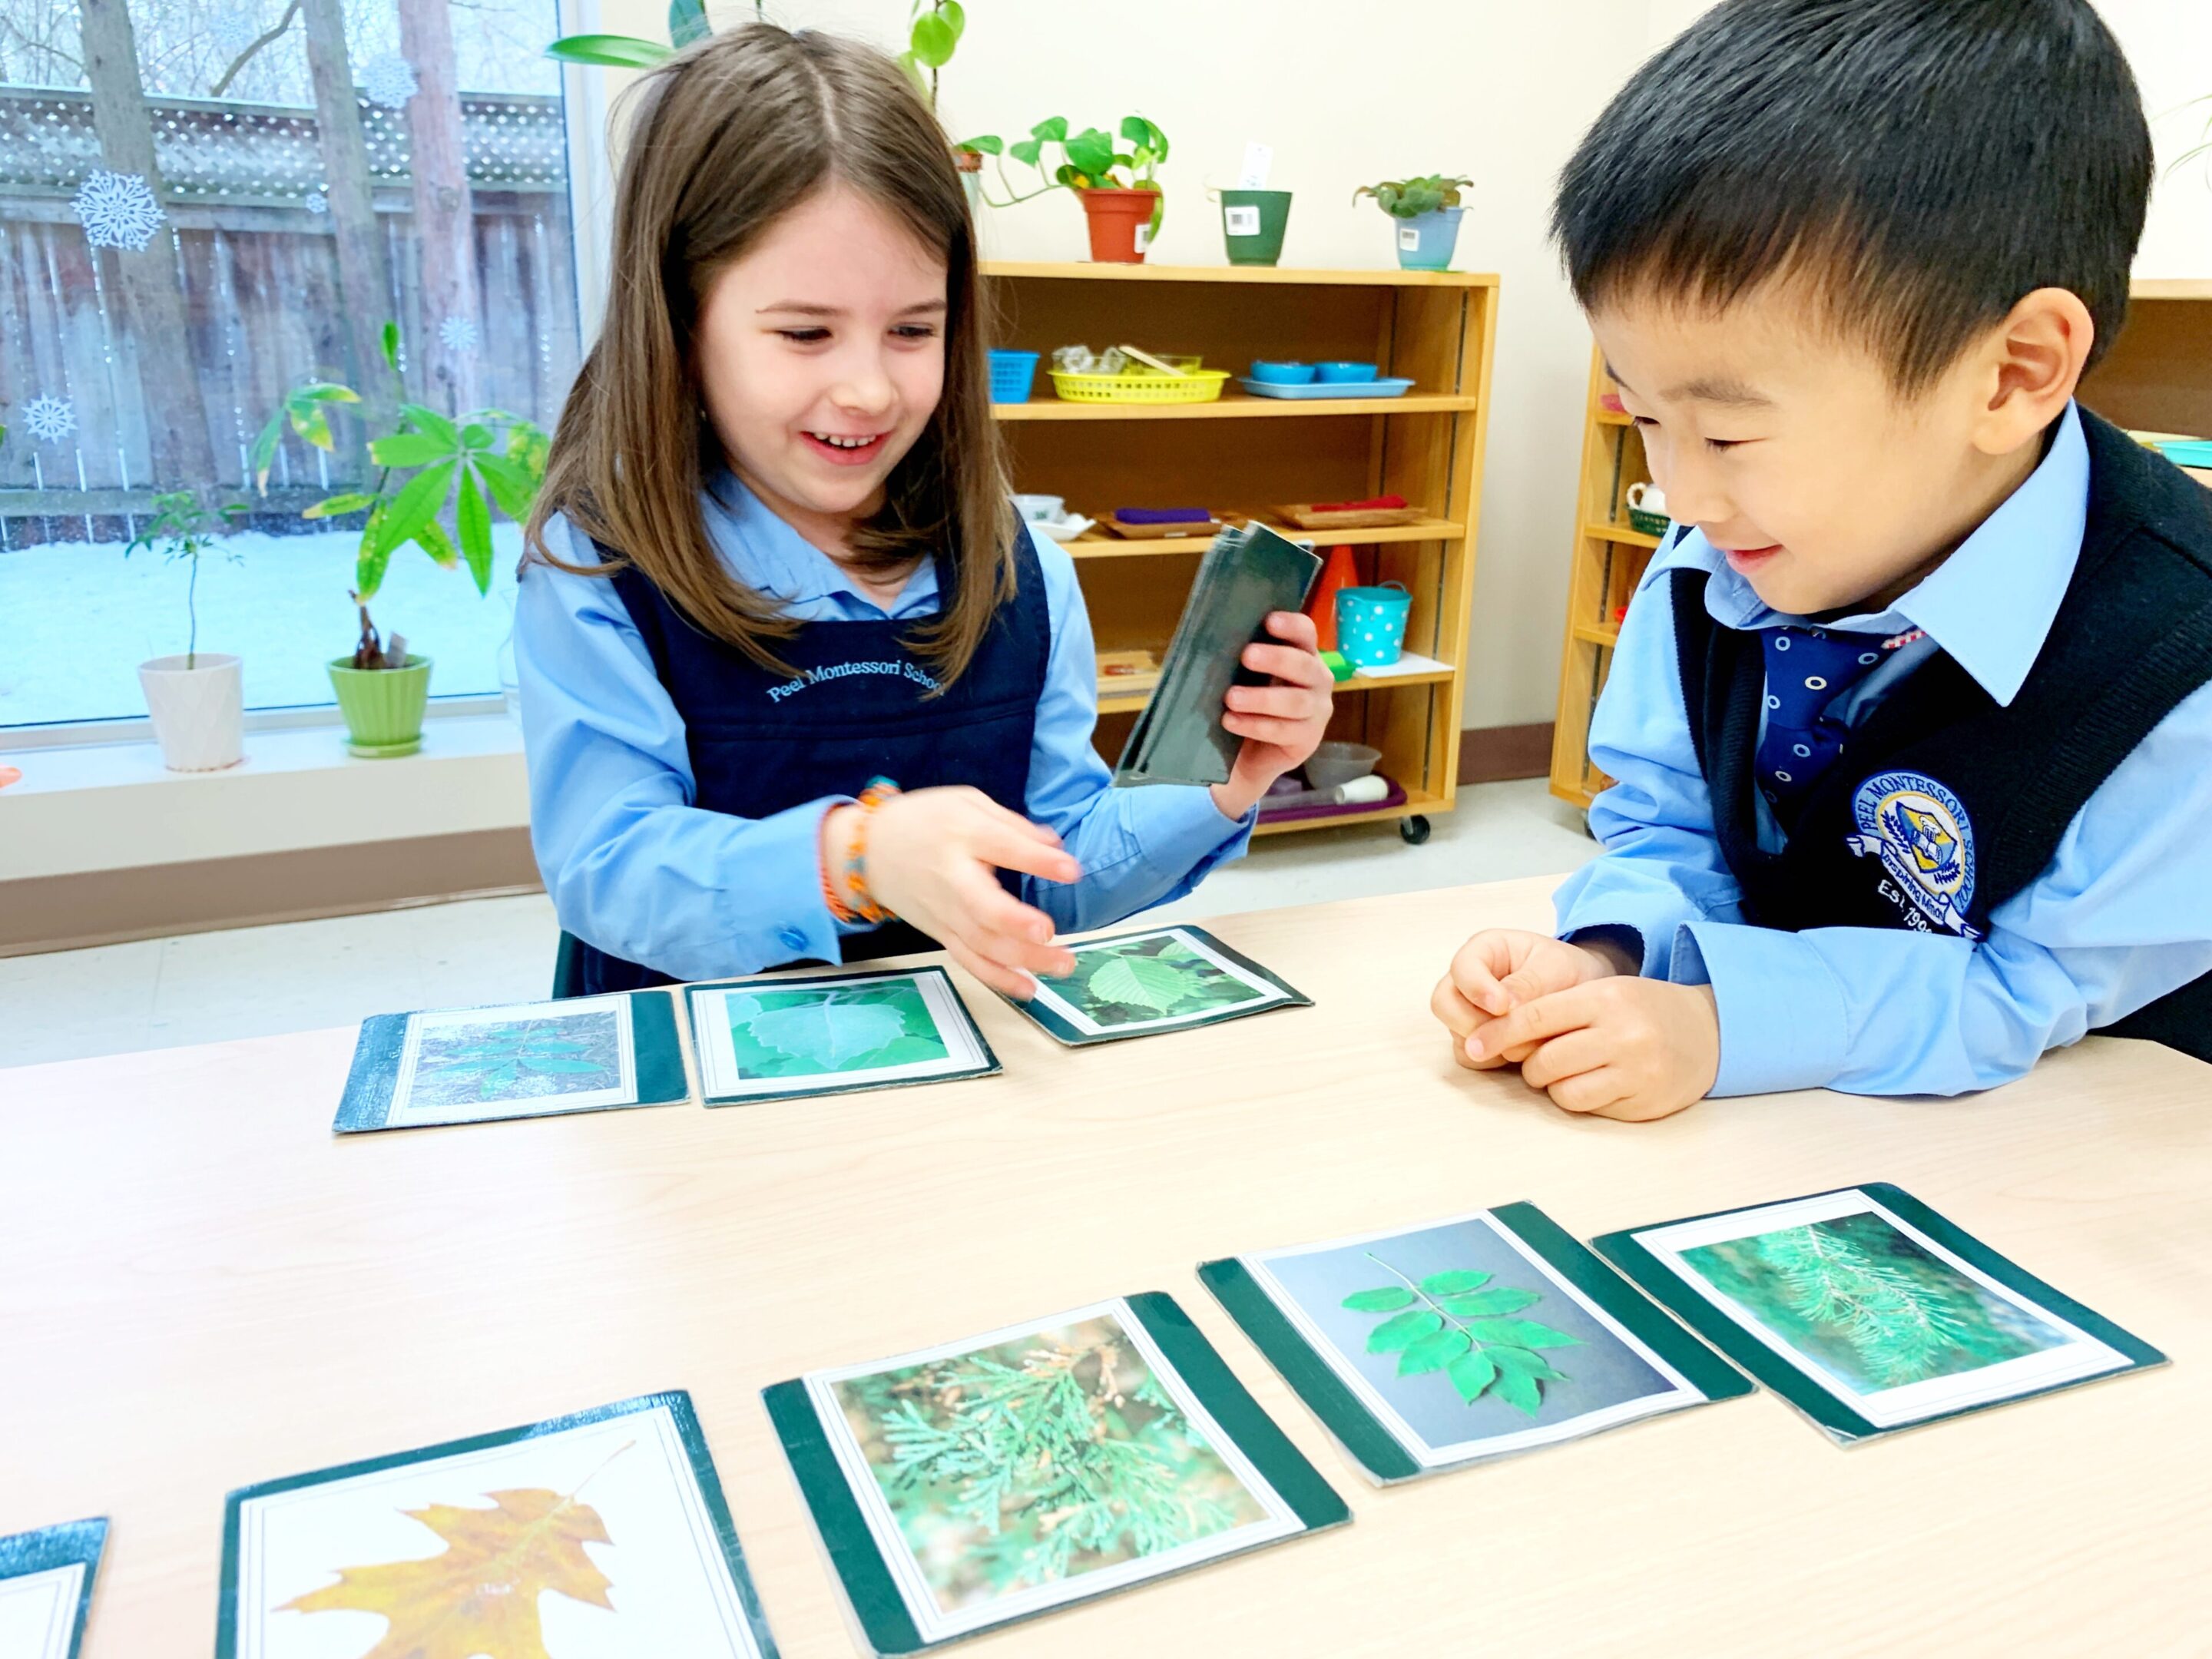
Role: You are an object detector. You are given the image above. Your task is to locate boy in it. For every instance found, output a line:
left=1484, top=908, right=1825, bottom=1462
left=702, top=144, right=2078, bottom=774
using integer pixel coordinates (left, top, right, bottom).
left=1434, top=0, right=2212, bottom=1118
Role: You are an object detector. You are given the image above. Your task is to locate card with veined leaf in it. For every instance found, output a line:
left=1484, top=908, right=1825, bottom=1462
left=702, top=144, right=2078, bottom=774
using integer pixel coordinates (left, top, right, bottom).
left=335, top=991, right=689, bottom=1133
left=1594, top=1184, right=2166, bottom=1444
left=1006, top=925, right=1310, bottom=1046
left=686, top=966, right=998, bottom=1105
left=217, top=1390, right=778, bottom=1659
left=0, top=1516, right=106, bottom=1659
left=764, top=1293, right=1348, bottom=1654
left=1200, top=1203, right=1751, bottom=1484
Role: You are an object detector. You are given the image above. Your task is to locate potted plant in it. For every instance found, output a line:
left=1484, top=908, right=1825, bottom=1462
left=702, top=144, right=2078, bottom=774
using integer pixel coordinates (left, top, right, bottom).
left=126, top=491, right=249, bottom=771
left=1354, top=174, right=1473, bottom=271
left=253, top=324, right=549, bottom=758
left=965, top=117, right=1171, bottom=263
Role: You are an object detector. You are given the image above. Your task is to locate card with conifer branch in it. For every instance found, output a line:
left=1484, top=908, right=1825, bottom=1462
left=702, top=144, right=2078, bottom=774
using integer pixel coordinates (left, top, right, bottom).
left=0, top=1515, right=106, bottom=1659
left=1005, top=925, right=1310, bottom=1046
left=1595, top=1184, right=2167, bottom=1442
left=765, top=1293, right=1348, bottom=1652
left=1201, top=1202, right=1750, bottom=1483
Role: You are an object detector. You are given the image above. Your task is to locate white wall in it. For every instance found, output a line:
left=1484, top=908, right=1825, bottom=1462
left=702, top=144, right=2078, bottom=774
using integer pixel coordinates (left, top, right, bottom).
left=579, top=0, right=2209, bottom=733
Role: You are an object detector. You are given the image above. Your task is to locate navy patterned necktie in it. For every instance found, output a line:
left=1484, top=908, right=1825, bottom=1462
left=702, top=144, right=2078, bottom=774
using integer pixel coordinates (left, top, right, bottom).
left=1755, top=625, right=1899, bottom=825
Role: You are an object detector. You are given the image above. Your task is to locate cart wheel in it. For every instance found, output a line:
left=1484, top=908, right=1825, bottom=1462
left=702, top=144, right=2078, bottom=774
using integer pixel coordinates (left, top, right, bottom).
left=1399, top=814, right=1432, bottom=846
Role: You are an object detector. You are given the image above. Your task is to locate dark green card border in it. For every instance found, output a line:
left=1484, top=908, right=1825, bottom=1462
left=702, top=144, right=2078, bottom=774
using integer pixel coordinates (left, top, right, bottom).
left=1592, top=1181, right=2168, bottom=1443
left=216, top=1390, right=778, bottom=1658
left=687, top=965, right=1001, bottom=1108
left=333, top=990, right=690, bottom=1134
left=1004, top=926, right=1313, bottom=1048
left=1200, top=1203, right=1750, bottom=1485
left=766, top=1291, right=1349, bottom=1654
left=0, top=1516, right=106, bottom=1659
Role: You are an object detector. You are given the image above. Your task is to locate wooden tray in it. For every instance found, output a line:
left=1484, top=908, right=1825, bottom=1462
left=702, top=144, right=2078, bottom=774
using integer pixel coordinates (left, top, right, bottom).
left=1101, top=512, right=1227, bottom=540
left=1270, top=502, right=1426, bottom=531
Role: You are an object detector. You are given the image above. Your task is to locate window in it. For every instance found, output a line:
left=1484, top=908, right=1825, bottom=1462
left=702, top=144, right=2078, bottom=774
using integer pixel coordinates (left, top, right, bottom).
left=0, top=0, right=581, bottom=730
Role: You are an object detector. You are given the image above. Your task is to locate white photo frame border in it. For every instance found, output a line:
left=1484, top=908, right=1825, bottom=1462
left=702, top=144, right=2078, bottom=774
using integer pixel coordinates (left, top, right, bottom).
left=690, top=971, right=986, bottom=1101
left=389, top=995, right=639, bottom=1124
left=1025, top=927, right=1288, bottom=1038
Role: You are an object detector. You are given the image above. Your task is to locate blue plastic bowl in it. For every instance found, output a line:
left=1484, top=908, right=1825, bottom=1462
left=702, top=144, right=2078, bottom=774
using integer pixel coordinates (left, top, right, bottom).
left=1316, top=361, right=1379, bottom=383
left=1248, top=360, right=1317, bottom=385
left=988, top=349, right=1040, bottom=403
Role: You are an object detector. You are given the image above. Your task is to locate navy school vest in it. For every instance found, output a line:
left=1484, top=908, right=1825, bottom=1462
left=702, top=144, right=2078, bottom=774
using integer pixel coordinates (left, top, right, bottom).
left=564, top=531, right=1048, bottom=995
left=1669, top=408, right=2212, bottom=1061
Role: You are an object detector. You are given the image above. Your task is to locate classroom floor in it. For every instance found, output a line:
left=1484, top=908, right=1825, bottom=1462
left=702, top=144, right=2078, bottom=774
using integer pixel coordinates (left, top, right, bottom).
left=0, top=779, right=1595, bottom=1068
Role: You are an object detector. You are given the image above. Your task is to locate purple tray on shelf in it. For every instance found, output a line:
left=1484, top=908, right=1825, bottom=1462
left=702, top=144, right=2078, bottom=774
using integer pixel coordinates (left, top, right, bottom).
left=1256, top=775, right=1408, bottom=826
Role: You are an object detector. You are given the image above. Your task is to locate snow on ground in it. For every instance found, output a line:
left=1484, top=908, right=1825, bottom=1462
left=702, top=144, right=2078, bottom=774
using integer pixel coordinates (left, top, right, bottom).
left=2, top=523, right=524, bottom=728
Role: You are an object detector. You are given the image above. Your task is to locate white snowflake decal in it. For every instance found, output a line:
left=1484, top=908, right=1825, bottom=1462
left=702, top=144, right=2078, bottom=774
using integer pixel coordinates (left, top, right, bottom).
left=73, top=170, right=165, bottom=253
left=23, top=396, right=76, bottom=443
left=361, top=52, right=419, bottom=110
left=303, top=189, right=329, bottom=214
left=438, top=314, right=479, bottom=355
left=210, top=6, right=263, bottom=57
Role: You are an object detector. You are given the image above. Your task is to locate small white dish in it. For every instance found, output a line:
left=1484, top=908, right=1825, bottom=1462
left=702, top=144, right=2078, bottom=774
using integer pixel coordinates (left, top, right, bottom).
left=1028, top=513, right=1094, bottom=541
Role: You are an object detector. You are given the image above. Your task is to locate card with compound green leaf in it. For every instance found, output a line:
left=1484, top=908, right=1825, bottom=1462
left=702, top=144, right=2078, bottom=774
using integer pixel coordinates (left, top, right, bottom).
left=763, top=1293, right=1346, bottom=1654
left=336, top=991, right=689, bottom=1133
left=0, top=1516, right=106, bottom=1659
left=1594, top=1184, right=2166, bottom=1444
left=1200, top=1203, right=1750, bottom=1483
left=1006, top=925, right=1310, bottom=1045
left=687, top=966, right=999, bottom=1104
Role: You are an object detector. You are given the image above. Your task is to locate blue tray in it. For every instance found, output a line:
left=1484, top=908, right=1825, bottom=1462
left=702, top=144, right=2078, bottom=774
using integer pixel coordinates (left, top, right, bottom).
left=1237, top=376, right=1416, bottom=400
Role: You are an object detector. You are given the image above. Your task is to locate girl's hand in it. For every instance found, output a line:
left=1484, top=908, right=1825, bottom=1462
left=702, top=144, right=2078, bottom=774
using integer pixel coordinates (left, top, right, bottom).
left=828, top=787, right=1082, bottom=999
left=1432, top=929, right=1624, bottom=1070
left=1211, top=611, right=1336, bottom=820
left=1466, top=977, right=1720, bottom=1121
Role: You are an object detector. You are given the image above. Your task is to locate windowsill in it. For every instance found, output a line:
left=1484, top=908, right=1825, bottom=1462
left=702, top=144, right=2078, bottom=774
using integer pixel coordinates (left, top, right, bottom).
left=0, top=714, right=531, bottom=882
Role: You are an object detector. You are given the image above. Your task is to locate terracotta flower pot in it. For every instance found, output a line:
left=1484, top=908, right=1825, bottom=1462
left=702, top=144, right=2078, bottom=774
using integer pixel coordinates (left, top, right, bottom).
left=1080, top=187, right=1161, bottom=264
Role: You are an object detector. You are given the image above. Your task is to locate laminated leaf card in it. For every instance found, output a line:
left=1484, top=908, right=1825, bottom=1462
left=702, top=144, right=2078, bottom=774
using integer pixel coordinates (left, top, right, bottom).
left=1594, top=1184, right=2167, bottom=1444
left=218, top=1392, right=778, bottom=1659
left=686, top=966, right=998, bottom=1105
left=764, top=1294, right=1348, bottom=1654
left=0, top=1516, right=106, bottom=1659
left=335, top=992, right=688, bottom=1133
left=1006, top=925, right=1310, bottom=1046
left=1200, top=1204, right=1749, bottom=1484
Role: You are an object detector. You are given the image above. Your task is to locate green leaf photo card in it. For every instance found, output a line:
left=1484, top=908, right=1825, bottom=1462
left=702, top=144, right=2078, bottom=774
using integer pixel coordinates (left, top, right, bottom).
left=217, top=1391, right=778, bottom=1659
left=1200, top=1203, right=1750, bottom=1485
left=1593, top=1184, right=2167, bottom=1444
left=686, top=966, right=999, bottom=1105
left=0, top=1516, right=106, bottom=1659
left=334, top=991, right=690, bottom=1133
left=763, top=1293, right=1348, bottom=1654
left=1005, top=925, right=1310, bottom=1046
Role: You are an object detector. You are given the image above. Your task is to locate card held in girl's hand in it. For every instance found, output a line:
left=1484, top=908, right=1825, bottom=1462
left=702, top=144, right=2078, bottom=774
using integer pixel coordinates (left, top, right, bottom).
left=1005, top=924, right=1310, bottom=1045
left=1592, top=1183, right=2167, bottom=1444
left=763, top=1293, right=1347, bottom=1655
left=217, top=1391, right=779, bottom=1659
left=686, top=965, right=999, bottom=1104
left=1200, top=1203, right=1750, bottom=1485
left=0, top=1516, right=106, bottom=1659
left=334, top=991, right=690, bottom=1133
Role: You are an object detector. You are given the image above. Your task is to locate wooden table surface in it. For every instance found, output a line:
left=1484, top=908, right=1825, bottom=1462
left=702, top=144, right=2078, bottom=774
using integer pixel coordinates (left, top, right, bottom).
left=4, top=876, right=2208, bottom=1657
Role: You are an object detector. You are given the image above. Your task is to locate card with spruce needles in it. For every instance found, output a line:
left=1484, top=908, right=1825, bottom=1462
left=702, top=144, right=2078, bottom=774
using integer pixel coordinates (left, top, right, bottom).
left=1594, top=1183, right=2167, bottom=1442
left=1003, top=925, right=1310, bottom=1046
left=0, top=1515, right=106, bottom=1659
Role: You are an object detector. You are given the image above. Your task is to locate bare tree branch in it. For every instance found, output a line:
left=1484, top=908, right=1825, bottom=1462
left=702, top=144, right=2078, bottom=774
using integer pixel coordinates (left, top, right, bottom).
left=210, top=0, right=302, bottom=98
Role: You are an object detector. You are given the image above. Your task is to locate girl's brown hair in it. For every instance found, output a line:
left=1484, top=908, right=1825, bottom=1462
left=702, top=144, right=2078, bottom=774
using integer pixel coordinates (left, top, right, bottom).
left=527, top=23, right=1014, bottom=684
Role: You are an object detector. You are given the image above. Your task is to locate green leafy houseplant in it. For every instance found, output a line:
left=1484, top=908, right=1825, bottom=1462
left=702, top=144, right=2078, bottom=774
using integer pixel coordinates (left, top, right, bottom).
left=1342, top=1253, right=1581, bottom=1416
left=968, top=116, right=1171, bottom=204
left=1352, top=174, right=1473, bottom=218
left=546, top=0, right=969, bottom=103
left=125, top=491, right=247, bottom=671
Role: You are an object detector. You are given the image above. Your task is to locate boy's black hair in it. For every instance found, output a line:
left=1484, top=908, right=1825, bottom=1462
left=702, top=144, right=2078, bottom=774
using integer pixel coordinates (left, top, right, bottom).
left=1553, top=0, right=2151, bottom=389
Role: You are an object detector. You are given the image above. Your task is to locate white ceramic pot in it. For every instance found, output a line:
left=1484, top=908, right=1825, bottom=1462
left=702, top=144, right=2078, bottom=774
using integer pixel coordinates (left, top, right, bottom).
left=138, top=653, right=243, bottom=771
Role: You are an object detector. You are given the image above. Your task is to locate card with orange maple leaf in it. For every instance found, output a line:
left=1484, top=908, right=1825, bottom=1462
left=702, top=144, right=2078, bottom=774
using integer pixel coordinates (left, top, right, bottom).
left=219, top=1392, right=777, bottom=1658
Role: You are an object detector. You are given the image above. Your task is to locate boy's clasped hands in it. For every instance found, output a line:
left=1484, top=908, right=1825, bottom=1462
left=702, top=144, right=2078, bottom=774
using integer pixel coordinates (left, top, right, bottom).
left=1432, top=929, right=1720, bottom=1121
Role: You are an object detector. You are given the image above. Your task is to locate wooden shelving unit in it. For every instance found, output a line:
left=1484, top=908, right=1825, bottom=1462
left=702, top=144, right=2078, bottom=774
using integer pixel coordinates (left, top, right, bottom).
left=982, top=261, right=1498, bottom=842
left=1550, top=280, right=2212, bottom=809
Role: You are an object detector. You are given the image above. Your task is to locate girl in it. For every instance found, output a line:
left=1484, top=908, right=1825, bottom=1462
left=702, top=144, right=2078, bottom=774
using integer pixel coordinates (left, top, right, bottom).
left=517, top=25, right=1334, bottom=1001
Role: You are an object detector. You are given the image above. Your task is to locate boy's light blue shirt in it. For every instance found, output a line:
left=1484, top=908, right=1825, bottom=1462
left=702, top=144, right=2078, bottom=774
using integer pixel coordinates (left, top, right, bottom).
left=514, top=477, right=1251, bottom=982
left=1555, top=404, right=2212, bottom=1097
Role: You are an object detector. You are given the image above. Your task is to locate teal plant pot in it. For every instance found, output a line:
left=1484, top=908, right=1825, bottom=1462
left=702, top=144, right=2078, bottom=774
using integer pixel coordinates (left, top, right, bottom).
left=328, top=654, right=432, bottom=757
left=1220, top=189, right=1292, bottom=267
left=1393, top=205, right=1464, bottom=271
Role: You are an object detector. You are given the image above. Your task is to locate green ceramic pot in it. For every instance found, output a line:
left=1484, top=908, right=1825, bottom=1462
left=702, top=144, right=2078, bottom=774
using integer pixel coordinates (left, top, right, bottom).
left=327, top=654, right=432, bottom=757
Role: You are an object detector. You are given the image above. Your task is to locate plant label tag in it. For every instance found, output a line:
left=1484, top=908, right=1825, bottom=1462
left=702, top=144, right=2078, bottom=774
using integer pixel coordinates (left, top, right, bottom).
left=1237, top=141, right=1275, bottom=190
left=1134, top=221, right=1154, bottom=252
left=1399, top=224, right=1421, bottom=251
left=1224, top=205, right=1261, bottom=236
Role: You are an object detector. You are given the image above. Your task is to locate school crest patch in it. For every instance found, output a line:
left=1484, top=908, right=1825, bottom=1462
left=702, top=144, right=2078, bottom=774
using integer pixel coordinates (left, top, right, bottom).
left=1846, top=770, right=1981, bottom=939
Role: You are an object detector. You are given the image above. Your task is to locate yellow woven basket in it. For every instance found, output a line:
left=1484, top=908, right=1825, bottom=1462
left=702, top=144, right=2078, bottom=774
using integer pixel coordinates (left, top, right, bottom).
left=1047, top=368, right=1231, bottom=405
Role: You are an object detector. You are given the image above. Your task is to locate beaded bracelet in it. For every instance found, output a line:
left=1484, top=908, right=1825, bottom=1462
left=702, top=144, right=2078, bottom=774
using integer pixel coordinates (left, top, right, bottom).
left=820, top=777, right=901, bottom=925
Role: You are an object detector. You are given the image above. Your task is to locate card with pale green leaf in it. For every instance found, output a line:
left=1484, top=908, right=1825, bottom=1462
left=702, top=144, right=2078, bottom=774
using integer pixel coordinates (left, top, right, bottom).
left=1201, top=1203, right=1750, bottom=1483
left=1008, top=926, right=1310, bottom=1045
left=687, top=967, right=998, bottom=1104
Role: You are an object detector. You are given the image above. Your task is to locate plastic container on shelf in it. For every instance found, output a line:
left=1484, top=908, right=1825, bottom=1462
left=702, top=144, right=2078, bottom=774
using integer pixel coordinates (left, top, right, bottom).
left=1304, top=740, right=1382, bottom=791
left=1046, top=368, right=1230, bottom=405
left=988, top=349, right=1041, bottom=403
left=1336, top=582, right=1412, bottom=668
left=1315, top=361, right=1379, bottom=382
